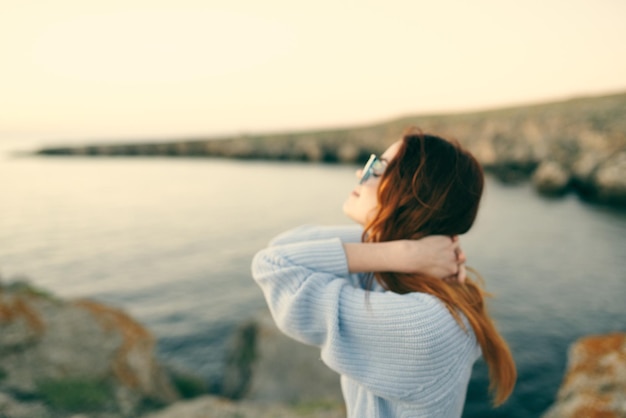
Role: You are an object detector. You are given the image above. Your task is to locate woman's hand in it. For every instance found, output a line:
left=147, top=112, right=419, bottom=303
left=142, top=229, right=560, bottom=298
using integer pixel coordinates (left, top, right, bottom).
left=398, top=236, right=466, bottom=283
left=343, top=236, right=467, bottom=283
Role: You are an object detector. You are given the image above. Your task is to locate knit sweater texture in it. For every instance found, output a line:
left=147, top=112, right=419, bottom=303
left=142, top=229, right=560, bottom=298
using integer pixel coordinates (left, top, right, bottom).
left=251, top=224, right=481, bottom=418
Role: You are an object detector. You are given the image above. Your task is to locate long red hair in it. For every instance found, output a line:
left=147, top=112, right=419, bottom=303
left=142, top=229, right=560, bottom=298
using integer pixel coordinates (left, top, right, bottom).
left=364, top=128, right=516, bottom=406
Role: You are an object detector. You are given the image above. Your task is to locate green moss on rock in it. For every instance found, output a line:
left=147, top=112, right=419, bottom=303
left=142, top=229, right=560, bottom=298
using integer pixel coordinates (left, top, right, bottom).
left=36, top=378, right=113, bottom=412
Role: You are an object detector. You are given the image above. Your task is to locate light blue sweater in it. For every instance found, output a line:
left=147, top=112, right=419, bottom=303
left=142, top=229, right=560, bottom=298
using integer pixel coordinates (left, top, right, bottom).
left=251, top=225, right=481, bottom=418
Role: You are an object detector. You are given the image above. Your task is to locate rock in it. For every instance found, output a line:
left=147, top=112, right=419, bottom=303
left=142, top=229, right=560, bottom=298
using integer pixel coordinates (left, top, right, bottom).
left=569, top=151, right=626, bottom=206
left=542, top=333, right=626, bottom=418
left=486, top=161, right=539, bottom=184
left=469, top=137, right=497, bottom=167
left=0, top=280, right=179, bottom=416
left=141, top=395, right=345, bottom=418
left=532, top=161, right=571, bottom=196
left=571, top=152, right=604, bottom=184
left=593, top=152, right=626, bottom=206
left=0, top=392, right=50, bottom=418
left=147, top=309, right=347, bottom=417
left=337, top=143, right=360, bottom=163
left=292, top=141, right=323, bottom=162
left=220, top=321, right=256, bottom=399
left=221, top=310, right=343, bottom=404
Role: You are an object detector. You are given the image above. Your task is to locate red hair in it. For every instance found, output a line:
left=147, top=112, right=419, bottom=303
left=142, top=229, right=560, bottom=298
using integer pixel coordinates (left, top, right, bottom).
left=364, top=128, right=516, bottom=406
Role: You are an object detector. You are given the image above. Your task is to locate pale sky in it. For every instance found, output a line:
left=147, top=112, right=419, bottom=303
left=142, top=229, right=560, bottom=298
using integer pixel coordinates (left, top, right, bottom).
left=1, top=0, right=625, bottom=141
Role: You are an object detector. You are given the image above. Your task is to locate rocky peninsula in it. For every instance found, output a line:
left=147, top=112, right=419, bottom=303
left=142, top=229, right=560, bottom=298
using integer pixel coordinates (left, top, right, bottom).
left=34, top=91, right=626, bottom=208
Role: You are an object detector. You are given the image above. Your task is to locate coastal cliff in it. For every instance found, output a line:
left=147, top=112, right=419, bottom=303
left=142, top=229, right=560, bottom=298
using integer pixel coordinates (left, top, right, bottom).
left=34, top=91, right=626, bottom=207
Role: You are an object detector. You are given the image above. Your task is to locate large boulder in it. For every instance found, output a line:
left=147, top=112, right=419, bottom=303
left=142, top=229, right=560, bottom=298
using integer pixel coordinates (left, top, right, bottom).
left=221, top=310, right=343, bottom=404
left=542, top=333, right=626, bottom=418
left=532, top=161, right=572, bottom=196
left=0, top=280, right=179, bottom=416
left=593, top=151, right=626, bottom=205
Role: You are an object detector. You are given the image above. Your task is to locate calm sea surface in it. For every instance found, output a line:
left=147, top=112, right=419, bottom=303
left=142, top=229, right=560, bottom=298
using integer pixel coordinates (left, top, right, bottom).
left=1, top=138, right=625, bottom=418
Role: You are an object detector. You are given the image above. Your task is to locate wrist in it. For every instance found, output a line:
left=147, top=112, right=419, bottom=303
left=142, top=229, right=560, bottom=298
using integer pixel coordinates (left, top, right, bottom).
left=393, top=240, right=419, bottom=272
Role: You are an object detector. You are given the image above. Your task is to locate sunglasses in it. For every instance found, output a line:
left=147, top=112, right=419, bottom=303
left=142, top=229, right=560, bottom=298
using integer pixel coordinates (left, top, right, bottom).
left=359, top=154, right=386, bottom=184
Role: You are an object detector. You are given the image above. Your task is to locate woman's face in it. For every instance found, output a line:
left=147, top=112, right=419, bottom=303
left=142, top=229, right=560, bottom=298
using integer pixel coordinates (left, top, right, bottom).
left=343, top=140, right=402, bottom=225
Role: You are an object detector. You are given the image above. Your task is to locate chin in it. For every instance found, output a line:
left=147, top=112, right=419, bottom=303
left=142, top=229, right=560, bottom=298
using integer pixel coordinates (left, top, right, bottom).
left=342, top=202, right=366, bottom=225
left=344, top=211, right=365, bottom=226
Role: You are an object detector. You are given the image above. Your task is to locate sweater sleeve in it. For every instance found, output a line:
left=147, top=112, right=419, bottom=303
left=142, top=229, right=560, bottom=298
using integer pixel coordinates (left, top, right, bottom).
left=251, top=237, right=479, bottom=403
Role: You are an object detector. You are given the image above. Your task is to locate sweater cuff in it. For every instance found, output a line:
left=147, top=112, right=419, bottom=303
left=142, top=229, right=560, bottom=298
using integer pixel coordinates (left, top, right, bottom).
left=279, top=237, right=350, bottom=277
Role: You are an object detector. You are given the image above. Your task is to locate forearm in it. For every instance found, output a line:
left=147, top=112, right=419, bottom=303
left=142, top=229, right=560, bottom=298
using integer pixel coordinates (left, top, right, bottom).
left=343, top=241, right=406, bottom=273
left=343, top=238, right=461, bottom=280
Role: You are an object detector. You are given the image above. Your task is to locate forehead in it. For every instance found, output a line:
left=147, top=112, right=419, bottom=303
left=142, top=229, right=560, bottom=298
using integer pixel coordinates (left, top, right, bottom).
left=381, top=140, right=402, bottom=162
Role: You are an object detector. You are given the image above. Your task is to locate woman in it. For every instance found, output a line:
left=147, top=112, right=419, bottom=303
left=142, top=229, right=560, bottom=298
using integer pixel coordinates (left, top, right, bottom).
left=251, top=128, right=516, bottom=417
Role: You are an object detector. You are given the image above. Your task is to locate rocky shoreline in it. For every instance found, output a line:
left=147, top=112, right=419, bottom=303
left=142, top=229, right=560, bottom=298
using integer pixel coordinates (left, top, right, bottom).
left=1, top=279, right=624, bottom=418
left=33, top=91, right=626, bottom=208
left=0, top=279, right=346, bottom=418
